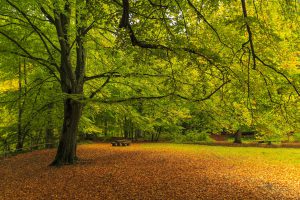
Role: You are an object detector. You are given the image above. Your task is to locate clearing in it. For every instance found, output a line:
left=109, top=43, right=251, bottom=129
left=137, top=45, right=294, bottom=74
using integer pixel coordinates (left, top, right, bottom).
left=1, top=143, right=300, bottom=199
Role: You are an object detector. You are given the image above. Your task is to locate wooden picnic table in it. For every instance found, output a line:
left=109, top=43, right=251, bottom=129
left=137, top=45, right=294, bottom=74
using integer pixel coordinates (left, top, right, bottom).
left=257, top=140, right=272, bottom=145
left=111, top=139, right=131, bottom=146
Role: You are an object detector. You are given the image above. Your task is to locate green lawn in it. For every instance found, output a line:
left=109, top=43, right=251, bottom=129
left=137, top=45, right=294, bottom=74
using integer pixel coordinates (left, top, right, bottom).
left=141, top=143, right=300, bottom=165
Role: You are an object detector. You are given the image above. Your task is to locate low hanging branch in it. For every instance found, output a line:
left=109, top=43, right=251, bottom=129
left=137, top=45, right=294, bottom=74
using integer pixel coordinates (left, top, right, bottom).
left=256, top=57, right=300, bottom=96
left=175, top=80, right=231, bottom=102
left=93, top=79, right=230, bottom=104
left=115, top=0, right=232, bottom=103
left=240, top=0, right=299, bottom=96
left=118, top=0, right=215, bottom=65
left=84, top=72, right=170, bottom=82
left=89, top=77, right=111, bottom=98
left=118, top=0, right=299, bottom=97
left=96, top=93, right=173, bottom=103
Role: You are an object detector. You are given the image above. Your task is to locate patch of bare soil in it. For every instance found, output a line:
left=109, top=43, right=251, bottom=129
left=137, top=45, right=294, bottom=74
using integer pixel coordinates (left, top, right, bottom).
left=1, top=143, right=300, bottom=200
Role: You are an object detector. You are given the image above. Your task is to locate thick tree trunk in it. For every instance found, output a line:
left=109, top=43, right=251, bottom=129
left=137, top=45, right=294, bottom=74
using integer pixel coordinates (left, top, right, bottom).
left=234, top=130, right=242, bottom=144
left=50, top=98, right=83, bottom=166
left=50, top=0, right=86, bottom=166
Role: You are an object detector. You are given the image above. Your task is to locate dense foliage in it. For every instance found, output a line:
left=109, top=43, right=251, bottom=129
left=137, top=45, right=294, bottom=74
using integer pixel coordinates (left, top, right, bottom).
left=0, top=0, right=299, bottom=164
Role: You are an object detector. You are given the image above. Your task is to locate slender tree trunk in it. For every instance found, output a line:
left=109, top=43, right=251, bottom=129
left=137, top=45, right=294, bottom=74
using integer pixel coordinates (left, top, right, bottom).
left=130, top=121, right=134, bottom=141
left=104, top=119, right=108, bottom=136
left=135, top=95, right=142, bottom=141
left=45, top=103, right=54, bottom=148
left=16, top=61, right=22, bottom=150
left=16, top=61, right=24, bottom=151
left=135, top=129, right=141, bottom=141
left=45, top=129, right=54, bottom=148
left=50, top=99, right=83, bottom=166
left=155, top=127, right=162, bottom=142
left=124, top=117, right=129, bottom=139
left=35, top=129, right=43, bottom=147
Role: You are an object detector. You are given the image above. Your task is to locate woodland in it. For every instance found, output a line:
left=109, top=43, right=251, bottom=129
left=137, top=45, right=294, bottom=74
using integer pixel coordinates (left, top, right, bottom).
left=0, top=0, right=299, bottom=167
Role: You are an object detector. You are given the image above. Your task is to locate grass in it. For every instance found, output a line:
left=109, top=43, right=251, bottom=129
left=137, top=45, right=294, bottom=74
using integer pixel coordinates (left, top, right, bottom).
left=141, top=143, right=300, bottom=165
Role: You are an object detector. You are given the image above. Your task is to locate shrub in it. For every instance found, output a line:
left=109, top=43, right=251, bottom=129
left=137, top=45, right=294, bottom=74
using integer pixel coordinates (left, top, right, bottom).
left=173, top=134, right=186, bottom=143
left=187, top=130, right=213, bottom=142
left=173, top=131, right=213, bottom=143
left=293, top=133, right=300, bottom=142
left=159, top=133, right=174, bottom=141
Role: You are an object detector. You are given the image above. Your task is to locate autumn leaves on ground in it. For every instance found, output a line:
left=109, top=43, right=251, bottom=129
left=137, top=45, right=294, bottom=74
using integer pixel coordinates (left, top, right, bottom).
left=1, top=143, right=300, bottom=200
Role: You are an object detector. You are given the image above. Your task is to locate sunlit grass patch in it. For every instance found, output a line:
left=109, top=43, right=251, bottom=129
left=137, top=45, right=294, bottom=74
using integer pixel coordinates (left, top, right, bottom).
left=140, top=143, right=300, bottom=165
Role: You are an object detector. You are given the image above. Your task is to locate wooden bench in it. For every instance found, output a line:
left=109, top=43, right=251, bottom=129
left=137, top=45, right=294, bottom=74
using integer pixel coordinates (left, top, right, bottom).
left=111, top=140, right=131, bottom=146
left=257, top=140, right=272, bottom=145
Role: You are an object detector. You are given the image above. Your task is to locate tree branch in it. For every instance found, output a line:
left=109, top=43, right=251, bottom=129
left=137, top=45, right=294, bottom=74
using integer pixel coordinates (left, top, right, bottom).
left=0, top=31, right=61, bottom=82
left=84, top=72, right=170, bottom=82
left=39, top=5, right=55, bottom=24
left=5, top=0, right=61, bottom=59
left=256, top=56, right=300, bottom=96
left=94, top=79, right=230, bottom=104
left=89, top=77, right=111, bottom=98
left=69, top=21, right=95, bottom=51
left=186, top=0, right=229, bottom=49
left=147, top=0, right=168, bottom=8
left=96, top=93, right=172, bottom=103
left=118, top=0, right=216, bottom=64
left=175, top=80, right=231, bottom=102
left=241, top=0, right=256, bottom=69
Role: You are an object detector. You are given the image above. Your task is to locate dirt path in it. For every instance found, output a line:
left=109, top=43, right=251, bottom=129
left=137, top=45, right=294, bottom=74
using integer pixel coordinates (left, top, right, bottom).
left=1, top=143, right=300, bottom=200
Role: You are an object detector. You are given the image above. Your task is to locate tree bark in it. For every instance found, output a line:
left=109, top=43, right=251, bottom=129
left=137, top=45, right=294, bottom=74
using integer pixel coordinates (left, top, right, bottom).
left=50, top=0, right=86, bottom=166
left=234, top=130, right=242, bottom=144
left=50, top=99, right=83, bottom=166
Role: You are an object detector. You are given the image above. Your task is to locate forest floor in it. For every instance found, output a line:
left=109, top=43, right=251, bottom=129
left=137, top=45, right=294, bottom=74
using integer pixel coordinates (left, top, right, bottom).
left=1, top=143, right=300, bottom=200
